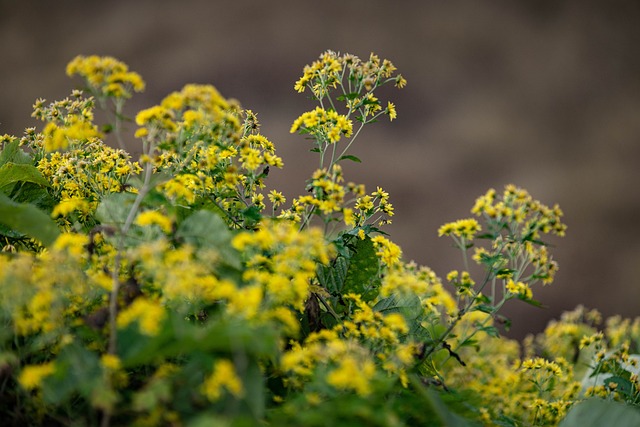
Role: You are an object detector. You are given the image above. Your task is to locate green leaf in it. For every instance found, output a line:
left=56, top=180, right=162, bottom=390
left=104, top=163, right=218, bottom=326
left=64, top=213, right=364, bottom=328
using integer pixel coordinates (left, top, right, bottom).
left=559, top=398, right=640, bottom=427
left=0, top=162, right=50, bottom=190
left=342, top=237, right=381, bottom=302
left=373, top=292, right=422, bottom=320
left=519, top=296, right=545, bottom=308
left=42, top=342, right=102, bottom=405
left=241, top=205, right=262, bottom=229
left=409, top=375, right=479, bottom=427
left=0, top=138, right=31, bottom=166
left=477, top=325, right=500, bottom=338
left=317, top=256, right=348, bottom=294
left=8, top=181, right=56, bottom=211
left=175, top=210, right=241, bottom=269
left=472, top=304, right=496, bottom=315
left=336, top=92, right=360, bottom=101
left=338, top=154, right=362, bottom=163
left=119, top=314, right=279, bottom=367
left=0, top=192, right=60, bottom=246
left=605, top=375, right=634, bottom=398
left=95, top=192, right=137, bottom=226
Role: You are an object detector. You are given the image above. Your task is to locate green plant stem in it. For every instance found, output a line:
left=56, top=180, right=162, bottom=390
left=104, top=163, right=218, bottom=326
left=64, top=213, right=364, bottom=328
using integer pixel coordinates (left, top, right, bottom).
left=422, top=267, right=496, bottom=362
left=103, top=146, right=154, bottom=427
left=113, top=99, right=126, bottom=151
left=333, top=121, right=365, bottom=169
left=316, top=293, right=341, bottom=324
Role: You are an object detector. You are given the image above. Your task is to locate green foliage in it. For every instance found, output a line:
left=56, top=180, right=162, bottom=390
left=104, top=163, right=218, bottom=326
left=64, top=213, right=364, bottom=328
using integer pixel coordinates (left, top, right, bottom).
left=0, top=192, right=59, bottom=247
left=559, top=399, right=640, bottom=427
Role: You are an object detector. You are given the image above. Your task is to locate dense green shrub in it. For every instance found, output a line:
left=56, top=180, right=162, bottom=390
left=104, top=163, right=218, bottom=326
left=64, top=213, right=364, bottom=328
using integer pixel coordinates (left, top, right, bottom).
left=1, top=52, right=639, bottom=426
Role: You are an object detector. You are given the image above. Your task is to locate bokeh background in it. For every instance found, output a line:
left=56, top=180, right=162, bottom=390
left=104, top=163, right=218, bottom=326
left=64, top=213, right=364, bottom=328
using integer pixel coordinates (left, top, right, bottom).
left=2, top=0, right=639, bottom=338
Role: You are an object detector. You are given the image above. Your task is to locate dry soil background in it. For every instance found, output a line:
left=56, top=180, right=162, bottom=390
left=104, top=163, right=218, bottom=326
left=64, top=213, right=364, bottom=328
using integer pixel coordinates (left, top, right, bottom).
left=2, top=0, right=640, bottom=338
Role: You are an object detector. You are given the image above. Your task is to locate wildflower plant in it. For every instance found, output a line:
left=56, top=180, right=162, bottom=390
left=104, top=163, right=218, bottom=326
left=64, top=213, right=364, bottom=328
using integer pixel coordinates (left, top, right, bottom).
left=0, top=51, right=639, bottom=426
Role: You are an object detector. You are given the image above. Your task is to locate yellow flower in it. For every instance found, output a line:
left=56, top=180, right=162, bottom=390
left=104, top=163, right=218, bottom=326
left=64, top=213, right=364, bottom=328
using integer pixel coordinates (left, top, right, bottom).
left=371, top=235, right=402, bottom=266
left=53, top=232, right=89, bottom=257
left=438, top=218, right=481, bottom=239
left=327, top=356, right=376, bottom=396
left=117, top=298, right=166, bottom=336
left=51, top=197, right=91, bottom=218
left=135, top=210, right=173, bottom=234
left=101, top=354, right=122, bottom=371
left=18, top=362, right=56, bottom=390
left=387, top=102, right=397, bottom=121
left=268, top=190, right=286, bottom=208
left=201, top=359, right=244, bottom=401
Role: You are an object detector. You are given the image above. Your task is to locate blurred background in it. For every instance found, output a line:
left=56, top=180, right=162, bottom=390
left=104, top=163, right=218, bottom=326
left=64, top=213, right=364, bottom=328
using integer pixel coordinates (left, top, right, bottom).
left=2, top=0, right=639, bottom=338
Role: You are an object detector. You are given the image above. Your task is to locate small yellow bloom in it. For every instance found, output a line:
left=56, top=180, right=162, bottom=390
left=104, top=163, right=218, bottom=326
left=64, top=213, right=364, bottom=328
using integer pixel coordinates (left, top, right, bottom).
left=18, top=362, right=56, bottom=390
left=51, top=198, right=91, bottom=218
left=201, top=359, right=244, bottom=401
left=117, top=298, right=166, bottom=336
left=101, top=354, right=122, bottom=371
left=135, top=210, right=173, bottom=233
left=53, top=232, right=89, bottom=257
left=327, top=356, right=375, bottom=396
left=387, top=102, right=397, bottom=121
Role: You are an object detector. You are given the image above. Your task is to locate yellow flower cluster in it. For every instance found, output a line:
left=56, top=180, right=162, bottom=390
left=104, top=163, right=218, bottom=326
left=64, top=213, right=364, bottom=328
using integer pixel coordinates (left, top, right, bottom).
left=66, top=55, right=145, bottom=99
left=281, top=331, right=379, bottom=397
left=371, top=235, right=402, bottom=267
left=289, top=165, right=393, bottom=232
left=472, top=184, right=566, bottom=238
left=117, top=297, right=166, bottom=336
left=135, top=85, right=283, bottom=225
left=438, top=218, right=481, bottom=239
left=505, top=278, right=533, bottom=300
left=135, top=210, right=173, bottom=234
left=1, top=234, right=105, bottom=337
left=18, top=362, right=56, bottom=390
left=444, top=318, right=581, bottom=426
left=294, top=50, right=406, bottom=101
left=201, top=359, right=244, bottom=401
left=232, top=220, right=333, bottom=312
left=37, top=139, right=141, bottom=222
left=290, top=106, right=353, bottom=144
left=9, top=52, right=630, bottom=427
left=135, top=105, right=177, bottom=133
left=31, top=92, right=101, bottom=151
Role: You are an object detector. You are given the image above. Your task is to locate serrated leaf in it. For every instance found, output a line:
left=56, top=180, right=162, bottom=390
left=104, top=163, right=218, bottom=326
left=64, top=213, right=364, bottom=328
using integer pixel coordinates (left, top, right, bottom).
left=0, top=192, right=59, bottom=246
left=559, top=398, right=640, bottom=427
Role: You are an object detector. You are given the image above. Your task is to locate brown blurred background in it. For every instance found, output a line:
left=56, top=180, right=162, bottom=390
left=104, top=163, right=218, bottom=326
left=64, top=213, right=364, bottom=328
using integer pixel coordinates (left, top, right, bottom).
left=2, top=0, right=640, bottom=338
